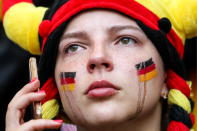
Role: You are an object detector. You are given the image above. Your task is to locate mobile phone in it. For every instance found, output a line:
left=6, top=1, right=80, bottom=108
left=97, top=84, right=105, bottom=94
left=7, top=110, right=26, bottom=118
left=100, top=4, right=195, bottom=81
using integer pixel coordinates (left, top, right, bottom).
left=29, top=57, right=42, bottom=119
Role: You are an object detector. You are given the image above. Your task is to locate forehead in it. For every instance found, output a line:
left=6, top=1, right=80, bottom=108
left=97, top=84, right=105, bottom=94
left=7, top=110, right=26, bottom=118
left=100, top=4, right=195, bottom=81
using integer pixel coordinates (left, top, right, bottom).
left=64, top=9, right=140, bottom=32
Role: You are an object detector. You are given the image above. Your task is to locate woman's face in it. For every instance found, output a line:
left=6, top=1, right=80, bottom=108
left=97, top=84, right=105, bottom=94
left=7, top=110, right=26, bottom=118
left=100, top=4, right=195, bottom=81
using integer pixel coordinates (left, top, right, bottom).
left=55, top=10, right=166, bottom=127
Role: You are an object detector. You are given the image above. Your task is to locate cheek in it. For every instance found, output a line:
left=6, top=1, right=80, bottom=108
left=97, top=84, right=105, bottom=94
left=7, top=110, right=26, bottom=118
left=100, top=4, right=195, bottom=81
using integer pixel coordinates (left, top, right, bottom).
left=59, top=72, right=76, bottom=91
left=56, top=71, right=82, bottom=120
left=55, top=54, right=86, bottom=87
left=57, top=72, right=77, bottom=107
left=58, top=51, right=88, bottom=68
left=58, top=89, right=80, bottom=122
left=132, top=57, right=164, bottom=115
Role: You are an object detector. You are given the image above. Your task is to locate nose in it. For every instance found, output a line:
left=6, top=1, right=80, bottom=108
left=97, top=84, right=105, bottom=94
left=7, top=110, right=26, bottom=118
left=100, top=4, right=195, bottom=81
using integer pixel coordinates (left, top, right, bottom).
left=87, top=50, right=113, bottom=73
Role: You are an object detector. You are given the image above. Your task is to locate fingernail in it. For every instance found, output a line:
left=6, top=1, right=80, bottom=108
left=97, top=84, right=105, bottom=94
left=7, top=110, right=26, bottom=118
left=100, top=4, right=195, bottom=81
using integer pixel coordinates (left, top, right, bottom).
left=29, top=78, right=37, bottom=83
left=37, top=90, right=45, bottom=94
left=53, top=119, right=63, bottom=124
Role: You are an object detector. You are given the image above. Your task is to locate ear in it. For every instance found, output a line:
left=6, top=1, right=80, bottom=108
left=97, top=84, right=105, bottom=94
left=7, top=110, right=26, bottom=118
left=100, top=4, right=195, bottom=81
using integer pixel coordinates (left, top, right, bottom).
left=160, top=83, right=168, bottom=99
left=160, top=72, right=168, bottom=99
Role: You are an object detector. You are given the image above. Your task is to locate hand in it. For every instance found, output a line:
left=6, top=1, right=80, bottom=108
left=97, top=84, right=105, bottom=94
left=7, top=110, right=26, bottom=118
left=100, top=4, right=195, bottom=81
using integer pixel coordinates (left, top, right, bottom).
left=5, top=79, right=63, bottom=131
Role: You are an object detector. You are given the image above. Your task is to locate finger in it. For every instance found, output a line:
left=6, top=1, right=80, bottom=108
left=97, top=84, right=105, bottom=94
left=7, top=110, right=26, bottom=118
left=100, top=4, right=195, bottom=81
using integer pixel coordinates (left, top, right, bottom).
left=10, top=79, right=40, bottom=104
left=15, top=91, right=45, bottom=110
left=6, top=91, right=45, bottom=126
left=10, top=79, right=40, bottom=107
left=20, top=109, right=25, bottom=124
left=21, top=119, right=63, bottom=131
left=14, top=79, right=40, bottom=99
left=5, top=107, right=21, bottom=128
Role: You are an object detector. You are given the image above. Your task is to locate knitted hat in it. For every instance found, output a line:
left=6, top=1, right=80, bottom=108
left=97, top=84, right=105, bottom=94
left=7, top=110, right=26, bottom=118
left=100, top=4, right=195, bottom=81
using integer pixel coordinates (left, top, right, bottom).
left=2, top=0, right=197, bottom=130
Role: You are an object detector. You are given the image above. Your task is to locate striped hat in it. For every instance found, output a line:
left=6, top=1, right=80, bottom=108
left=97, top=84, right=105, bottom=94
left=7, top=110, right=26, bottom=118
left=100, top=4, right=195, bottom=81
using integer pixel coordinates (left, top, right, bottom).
left=3, top=0, right=197, bottom=56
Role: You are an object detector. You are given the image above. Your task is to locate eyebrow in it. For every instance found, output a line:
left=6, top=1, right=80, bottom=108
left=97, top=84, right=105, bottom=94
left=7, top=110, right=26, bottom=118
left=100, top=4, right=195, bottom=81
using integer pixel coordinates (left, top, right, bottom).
left=108, top=25, right=143, bottom=34
left=61, top=31, right=89, bottom=40
left=61, top=25, right=142, bottom=41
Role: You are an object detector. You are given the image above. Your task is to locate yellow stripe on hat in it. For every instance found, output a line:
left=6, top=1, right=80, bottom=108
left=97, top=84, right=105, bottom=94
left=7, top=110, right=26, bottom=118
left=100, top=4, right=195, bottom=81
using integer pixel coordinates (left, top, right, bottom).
left=62, top=84, right=75, bottom=91
left=190, top=128, right=194, bottom=131
left=3, top=2, right=48, bottom=55
left=42, top=99, right=59, bottom=119
left=168, top=89, right=191, bottom=113
left=135, top=0, right=197, bottom=43
left=139, top=69, right=157, bottom=82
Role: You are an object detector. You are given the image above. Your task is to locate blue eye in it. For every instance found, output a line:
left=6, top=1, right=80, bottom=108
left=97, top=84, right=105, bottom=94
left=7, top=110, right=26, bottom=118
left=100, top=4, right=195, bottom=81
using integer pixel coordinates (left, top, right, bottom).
left=119, top=37, right=137, bottom=45
left=64, top=44, right=84, bottom=54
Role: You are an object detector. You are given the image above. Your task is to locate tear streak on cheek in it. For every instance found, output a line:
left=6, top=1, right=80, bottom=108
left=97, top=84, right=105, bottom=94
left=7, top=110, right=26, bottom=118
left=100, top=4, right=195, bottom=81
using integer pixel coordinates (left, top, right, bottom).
left=133, top=57, right=157, bottom=118
left=60, top=72, right=87, bottom=125
left=60, top=72, right=76, bottom=91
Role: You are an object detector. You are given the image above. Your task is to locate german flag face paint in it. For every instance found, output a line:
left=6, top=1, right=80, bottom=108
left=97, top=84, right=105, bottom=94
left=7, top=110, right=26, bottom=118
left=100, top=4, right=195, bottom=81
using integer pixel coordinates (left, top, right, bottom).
left=60, top=72, right=76, bottom=91
left=135, top=58, right=157, bottom=82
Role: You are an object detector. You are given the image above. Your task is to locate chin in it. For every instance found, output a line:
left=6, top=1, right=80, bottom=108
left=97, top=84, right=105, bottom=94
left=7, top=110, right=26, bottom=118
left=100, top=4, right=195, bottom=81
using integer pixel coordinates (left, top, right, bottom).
left=81, top=105, right=134, bottom=127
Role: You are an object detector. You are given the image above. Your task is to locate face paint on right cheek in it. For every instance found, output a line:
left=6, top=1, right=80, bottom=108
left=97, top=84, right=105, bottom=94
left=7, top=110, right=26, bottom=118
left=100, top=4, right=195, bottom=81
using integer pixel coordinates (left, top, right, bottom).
left=59, top=72, right=87, bottom=125
left=60, top=72, right=76, bottom=91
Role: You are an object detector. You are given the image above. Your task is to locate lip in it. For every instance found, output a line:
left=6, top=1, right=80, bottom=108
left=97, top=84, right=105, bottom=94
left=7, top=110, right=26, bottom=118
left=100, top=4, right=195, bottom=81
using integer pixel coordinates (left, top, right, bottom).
left=85, top=80, right=120, bottom=98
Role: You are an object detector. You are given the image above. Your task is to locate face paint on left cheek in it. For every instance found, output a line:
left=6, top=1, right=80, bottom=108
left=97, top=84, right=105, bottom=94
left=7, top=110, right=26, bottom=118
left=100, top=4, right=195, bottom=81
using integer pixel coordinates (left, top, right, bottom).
left=60, top=72, right=76, bottom=91
left=135, top=58, right=157, bottom=82
left=132, top=58, right=158, bottom=118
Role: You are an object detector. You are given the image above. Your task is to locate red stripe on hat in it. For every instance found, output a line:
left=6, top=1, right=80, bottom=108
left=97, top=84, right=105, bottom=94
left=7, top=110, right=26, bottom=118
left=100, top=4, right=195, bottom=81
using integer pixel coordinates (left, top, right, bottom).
left=41, top=77, right=59, bottom=104
left=167, top=30, right=184, bottom=58
left=189, top=113, right=195, bottom=125
left=137, top=64, right=156, bottom=75
left=40, top=0, right=184, bottom=57
left=40, top=0, right=160, bottom=49
left=167, top=121, right=189, bottom=131
left=60, top=78, right=75, bottom=85
left=2, top=0, right=33, bottom=17
left=167, top=69, right=190, bottom=97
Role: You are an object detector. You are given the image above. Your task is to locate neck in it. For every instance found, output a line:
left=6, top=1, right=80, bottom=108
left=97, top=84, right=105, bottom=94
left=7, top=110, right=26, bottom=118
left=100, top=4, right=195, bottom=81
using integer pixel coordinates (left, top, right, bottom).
left=77, top=102, right=162, bottom=131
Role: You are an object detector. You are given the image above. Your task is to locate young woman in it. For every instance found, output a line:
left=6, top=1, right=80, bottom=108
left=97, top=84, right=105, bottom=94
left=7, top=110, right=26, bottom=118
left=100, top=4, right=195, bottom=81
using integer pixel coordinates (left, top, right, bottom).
left=3, top=0, right=197, bottom=131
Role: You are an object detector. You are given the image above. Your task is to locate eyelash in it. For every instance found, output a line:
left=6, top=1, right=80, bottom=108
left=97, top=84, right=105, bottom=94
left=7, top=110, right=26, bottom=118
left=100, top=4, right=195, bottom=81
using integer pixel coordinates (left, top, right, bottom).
left=116, top=36, right=139, bottom=45
left=62, top=36, right=140, bottom=54
left=63, top=43, right=85, bottom=54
